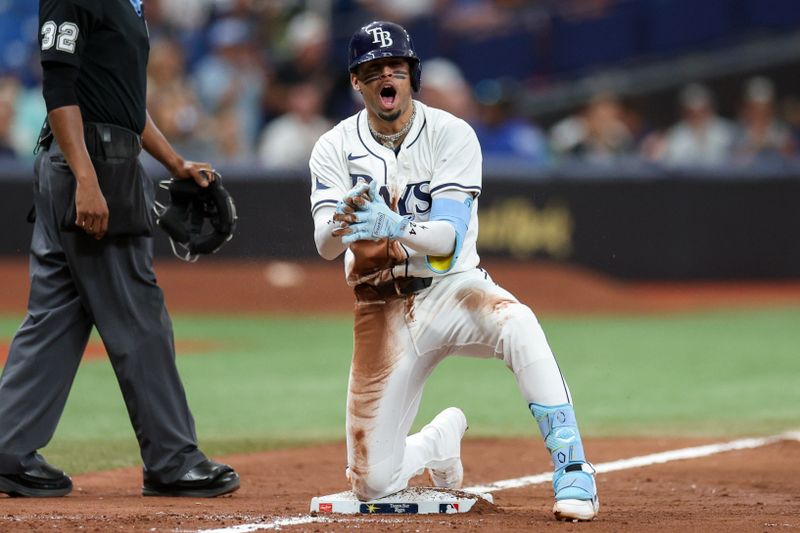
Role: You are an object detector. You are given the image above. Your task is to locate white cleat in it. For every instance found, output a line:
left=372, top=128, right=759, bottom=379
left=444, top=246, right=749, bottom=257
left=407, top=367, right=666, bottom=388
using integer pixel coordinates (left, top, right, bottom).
left=553, top=497, right=600, bottom=522
left=424, top=407, right=468, bottom=489
left=552, top=463, right=599, bottom=521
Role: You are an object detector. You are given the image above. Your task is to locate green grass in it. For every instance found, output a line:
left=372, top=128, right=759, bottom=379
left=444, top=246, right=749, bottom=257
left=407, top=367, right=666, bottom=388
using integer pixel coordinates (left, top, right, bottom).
left=1, top=306, right=799, bottom=474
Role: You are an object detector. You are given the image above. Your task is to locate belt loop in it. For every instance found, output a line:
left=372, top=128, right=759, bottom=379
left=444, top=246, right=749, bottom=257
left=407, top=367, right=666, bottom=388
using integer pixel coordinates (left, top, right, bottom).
left=101, top=125, right=112, bottom=143
left=82, top=122, right=96, bottom=157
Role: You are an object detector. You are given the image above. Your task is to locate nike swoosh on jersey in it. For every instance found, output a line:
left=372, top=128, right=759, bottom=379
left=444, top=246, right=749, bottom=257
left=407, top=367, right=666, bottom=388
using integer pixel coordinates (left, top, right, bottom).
left=314, top=177, right=330, bottom=190
left=347, top=153, right=368, bottom=161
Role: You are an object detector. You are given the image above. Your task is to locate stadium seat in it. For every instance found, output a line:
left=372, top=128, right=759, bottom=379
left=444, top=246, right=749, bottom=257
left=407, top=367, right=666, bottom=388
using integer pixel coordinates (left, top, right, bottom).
left=641, top=0, right=736, bottom=55
left=446, top=29, right=539, bottom=85
left=549, top=1, right=641, bottom=75
left=741, top=0, right=800, bottom=30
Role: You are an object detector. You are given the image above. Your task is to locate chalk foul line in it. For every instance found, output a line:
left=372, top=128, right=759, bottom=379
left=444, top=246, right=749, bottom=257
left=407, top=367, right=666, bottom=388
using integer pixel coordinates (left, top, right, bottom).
left=464, top=431, right=800, bottom=493
left=199, top=430, right=800, bottom=532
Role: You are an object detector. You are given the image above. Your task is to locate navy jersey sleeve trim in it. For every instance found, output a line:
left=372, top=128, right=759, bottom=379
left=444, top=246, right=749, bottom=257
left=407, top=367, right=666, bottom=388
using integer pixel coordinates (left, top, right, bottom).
left=311, top=199, right=338, bottom=214
left=429, top=183, right=482, bottom=196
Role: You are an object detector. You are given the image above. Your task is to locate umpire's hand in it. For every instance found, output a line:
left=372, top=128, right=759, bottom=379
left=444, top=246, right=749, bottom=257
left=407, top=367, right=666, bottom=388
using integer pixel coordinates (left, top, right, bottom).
left=172, top=160, right=217, bottom=188
left=75, top=179, right=109, bottom=240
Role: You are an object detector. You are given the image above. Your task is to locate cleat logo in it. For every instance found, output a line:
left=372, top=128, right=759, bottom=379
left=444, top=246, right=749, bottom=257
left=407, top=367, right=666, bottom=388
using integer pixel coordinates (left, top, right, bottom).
left=319, top=503, right=333, bottom=513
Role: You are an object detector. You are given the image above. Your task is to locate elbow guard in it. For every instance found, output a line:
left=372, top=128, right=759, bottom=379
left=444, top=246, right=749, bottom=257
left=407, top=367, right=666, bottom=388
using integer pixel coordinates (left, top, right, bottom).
left=426, top=196, right=473, bottom=273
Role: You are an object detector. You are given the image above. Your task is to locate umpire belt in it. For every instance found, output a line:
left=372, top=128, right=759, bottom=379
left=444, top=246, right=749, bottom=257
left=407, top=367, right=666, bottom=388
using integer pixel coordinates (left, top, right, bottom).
left=82, top=122, right=143, bottom=160
left=354, top=277, right=432, bottom=301
left=39, top=121, right=142, bottom=160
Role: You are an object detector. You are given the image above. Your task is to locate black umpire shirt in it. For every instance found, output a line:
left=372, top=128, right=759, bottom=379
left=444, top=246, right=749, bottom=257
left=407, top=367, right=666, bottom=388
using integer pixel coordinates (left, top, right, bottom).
left=39, top=0, right=149, bottom=134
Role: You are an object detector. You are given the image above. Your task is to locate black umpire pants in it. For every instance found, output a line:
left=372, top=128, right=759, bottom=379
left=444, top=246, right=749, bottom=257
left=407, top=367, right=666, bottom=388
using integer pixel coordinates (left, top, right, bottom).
left=0, top=123, right=205, bottom=483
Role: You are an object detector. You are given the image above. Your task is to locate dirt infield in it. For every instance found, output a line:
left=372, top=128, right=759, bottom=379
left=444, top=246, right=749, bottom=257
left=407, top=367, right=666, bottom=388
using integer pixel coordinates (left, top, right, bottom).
left=5, top=257, right=800, bottom=315
left=1, top=437, right=798, bottom=532
left=1, top=258, right=800, bottom=531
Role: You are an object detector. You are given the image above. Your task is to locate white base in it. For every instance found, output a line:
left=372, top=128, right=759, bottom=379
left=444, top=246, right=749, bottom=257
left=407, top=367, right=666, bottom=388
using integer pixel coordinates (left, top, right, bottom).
left=310, top=486, right=494, bottom=515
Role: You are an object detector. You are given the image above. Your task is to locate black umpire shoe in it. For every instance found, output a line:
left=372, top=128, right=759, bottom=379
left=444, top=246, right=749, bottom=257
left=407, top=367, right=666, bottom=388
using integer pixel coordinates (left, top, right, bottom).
left=142, top=459, right=240, bottom=497
left=0, top=462, right=73, bottom=497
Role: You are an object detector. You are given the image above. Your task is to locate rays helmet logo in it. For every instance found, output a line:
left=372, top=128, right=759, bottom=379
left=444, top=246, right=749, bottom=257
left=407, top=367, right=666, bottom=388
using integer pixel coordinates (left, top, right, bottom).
left=348, top=21, right=421, bottom=92
left=367, top=27, right=393, bottom=48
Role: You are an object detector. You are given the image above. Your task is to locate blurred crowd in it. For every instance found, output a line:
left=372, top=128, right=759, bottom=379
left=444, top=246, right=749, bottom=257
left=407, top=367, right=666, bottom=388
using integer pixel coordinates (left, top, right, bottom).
left=1, top=0, right=799, bottom=172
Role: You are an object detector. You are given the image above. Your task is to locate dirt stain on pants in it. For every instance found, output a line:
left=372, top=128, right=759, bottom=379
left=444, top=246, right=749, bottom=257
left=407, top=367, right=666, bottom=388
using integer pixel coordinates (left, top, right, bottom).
left=347, top=296, right=404, bottom=498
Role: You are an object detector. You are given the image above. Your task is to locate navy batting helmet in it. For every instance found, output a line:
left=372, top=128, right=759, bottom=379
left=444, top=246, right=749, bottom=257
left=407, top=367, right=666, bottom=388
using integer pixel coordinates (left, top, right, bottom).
left=348, top=21, right=421, bottom=92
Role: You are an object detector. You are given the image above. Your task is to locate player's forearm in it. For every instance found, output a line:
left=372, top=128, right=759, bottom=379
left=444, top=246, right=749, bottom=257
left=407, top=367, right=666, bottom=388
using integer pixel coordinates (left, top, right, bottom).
left=47, top=106, right=97, bottom=186
left=314, top=207, right=348, bottom=260
left=395, top=220, right=455, bottom=256
left=142, top=110, right=183, bottom=175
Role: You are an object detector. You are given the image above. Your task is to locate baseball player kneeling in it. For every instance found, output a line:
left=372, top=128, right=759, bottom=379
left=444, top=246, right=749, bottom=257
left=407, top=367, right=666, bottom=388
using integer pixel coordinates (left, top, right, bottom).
left=309, top=21, right=599, bottom=522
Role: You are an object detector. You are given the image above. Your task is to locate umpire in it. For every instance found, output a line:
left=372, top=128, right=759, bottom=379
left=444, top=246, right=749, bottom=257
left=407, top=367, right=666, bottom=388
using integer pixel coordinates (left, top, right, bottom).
left=0, top=0, right=240, bottom=497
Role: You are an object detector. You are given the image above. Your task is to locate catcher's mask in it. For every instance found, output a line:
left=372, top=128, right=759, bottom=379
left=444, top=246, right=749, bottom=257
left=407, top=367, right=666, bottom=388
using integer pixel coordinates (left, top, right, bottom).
left=348, top=20, right=421, bottom=92
left=153, top=172, right=237, bottom=262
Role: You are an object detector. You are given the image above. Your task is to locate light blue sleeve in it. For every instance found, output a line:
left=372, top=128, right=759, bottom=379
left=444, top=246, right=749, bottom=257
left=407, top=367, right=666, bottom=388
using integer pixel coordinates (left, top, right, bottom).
left=425, top=195, right=473, bottom=273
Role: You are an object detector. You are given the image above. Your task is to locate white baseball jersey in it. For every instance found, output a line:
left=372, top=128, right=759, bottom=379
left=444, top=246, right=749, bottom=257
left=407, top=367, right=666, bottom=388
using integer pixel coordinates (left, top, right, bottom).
left=310, top=100, right=482, bottom=284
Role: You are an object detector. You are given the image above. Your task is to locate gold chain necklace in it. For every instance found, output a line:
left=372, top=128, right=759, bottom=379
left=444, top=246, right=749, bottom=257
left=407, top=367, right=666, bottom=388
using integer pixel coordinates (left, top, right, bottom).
left=368, top=106, right=416, bottom=149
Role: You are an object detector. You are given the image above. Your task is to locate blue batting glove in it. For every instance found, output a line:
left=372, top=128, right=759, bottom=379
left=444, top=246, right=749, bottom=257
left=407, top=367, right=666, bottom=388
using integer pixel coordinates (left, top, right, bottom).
left=335, top=181, right=370, bottom=215
left=342, top=180, right=409, bottom=244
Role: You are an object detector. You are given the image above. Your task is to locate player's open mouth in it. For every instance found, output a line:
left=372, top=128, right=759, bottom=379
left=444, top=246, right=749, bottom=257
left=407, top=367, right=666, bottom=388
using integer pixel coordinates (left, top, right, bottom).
left=380, top=86, right=397, bottom=108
